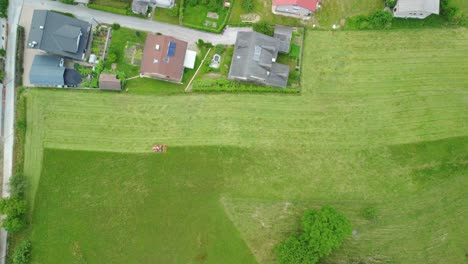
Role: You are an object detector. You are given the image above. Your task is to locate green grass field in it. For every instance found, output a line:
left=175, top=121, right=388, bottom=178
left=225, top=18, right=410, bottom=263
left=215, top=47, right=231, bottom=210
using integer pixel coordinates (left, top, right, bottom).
left=21, top=28, right=468, bottom=263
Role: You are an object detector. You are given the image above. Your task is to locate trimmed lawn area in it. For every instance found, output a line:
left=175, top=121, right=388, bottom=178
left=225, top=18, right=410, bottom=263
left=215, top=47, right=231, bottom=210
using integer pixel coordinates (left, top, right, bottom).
left=152, top=1, right=180, bottom=25
left=125, top=77, right=186, bottom=94
left=314, top=0, right=382, bottom=28
left=454, top=0, right=468, bottom=13
left=30, top=148, right=257, bottom=263
left=89, top=0, right=129, bottom=9
left=20, top=28, right=468, bottom=263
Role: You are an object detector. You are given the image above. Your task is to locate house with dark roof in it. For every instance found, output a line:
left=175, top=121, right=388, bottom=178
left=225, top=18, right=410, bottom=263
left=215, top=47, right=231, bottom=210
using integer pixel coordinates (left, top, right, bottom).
left=228, top=32, right=289, bottom=88
left=29, top=55, right=82, bottom=87
left=132, top=0, right=175, bottom=15
left=274, top=25, right=293, bottom=53
left=27, top=10, right=92, bottom=61
left=393, top=0, right=439, bottom=19
left=272, top=0, right=321, bottom=18
left=99, top=73, right=122, bottom=91
left=140, top=34, right=188, bottom=82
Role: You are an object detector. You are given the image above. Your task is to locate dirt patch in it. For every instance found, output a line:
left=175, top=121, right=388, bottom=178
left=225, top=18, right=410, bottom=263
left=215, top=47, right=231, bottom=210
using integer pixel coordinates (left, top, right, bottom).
left=124, top=42, right=144, bottom=66
left=241, top=13, right=260, bottom=23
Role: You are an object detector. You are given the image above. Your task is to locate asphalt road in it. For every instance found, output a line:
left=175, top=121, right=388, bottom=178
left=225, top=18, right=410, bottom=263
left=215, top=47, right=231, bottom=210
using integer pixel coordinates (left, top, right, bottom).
left=23, top=0, right=252, bottom=44
left=0, top=0, right=23, bottom=262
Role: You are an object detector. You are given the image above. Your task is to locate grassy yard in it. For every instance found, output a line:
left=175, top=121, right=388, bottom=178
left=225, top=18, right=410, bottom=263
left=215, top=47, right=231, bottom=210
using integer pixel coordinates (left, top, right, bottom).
left=106, top=27, right=147, bottom=78
left=20, top=28, right=468, bottom=263
left=89, top=0, right=130, bottom=9
left=229, top=0, right=302, bottom=26
left=152, top=1, right=180, bottom=25
left=314, top=0, right=382, bottom=28
left=453, top=0, right=468, bottom=13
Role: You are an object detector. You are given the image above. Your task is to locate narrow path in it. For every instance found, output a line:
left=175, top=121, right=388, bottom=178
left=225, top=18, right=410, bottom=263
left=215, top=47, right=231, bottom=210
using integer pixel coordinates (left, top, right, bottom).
left=0, top=0, right=24, bottom=263
left=185, top=48, right=212, bottom=92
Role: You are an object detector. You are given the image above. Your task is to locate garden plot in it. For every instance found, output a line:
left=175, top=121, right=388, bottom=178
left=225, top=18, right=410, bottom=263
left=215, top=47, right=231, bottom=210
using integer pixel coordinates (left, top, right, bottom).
left=124, top=42, right=144, bottom=66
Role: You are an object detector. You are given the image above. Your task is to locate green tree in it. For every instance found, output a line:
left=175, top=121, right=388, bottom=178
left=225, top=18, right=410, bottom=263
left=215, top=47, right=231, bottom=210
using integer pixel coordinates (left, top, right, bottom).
left=0, top=0, right=8, bottom=18
left=168, top=4, right=179, bottom=17
left=12, top=239, right=32, bottom=264
left=112, top=23, right=121, bottom=30
left=0, top=197, right=27, bottom=233
left=276, top=206, right=352, bottom=264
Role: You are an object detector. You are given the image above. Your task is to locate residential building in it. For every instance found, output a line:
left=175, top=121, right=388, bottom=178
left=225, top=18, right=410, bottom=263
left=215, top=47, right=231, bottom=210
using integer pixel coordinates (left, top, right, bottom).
left=27, top=10, right=92, bottom=61
left=99, top=73, right=122, bottom=91
left=140, top=34, right=189, bottom=82
left=272, top=0, right=321, bottom=18
left=29, top=55, right=82, bottom=87
left=393, top=0, right=440, bottom=19
left=228, top=32, right=290, bottom=88
left=132, top=0, right=175, bottom=15
left=274, top=25, right=293, bottom=53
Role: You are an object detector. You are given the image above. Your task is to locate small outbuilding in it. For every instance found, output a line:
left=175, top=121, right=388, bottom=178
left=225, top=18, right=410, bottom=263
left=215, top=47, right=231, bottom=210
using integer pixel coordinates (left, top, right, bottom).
left=99, top=73, right=122, bottom=91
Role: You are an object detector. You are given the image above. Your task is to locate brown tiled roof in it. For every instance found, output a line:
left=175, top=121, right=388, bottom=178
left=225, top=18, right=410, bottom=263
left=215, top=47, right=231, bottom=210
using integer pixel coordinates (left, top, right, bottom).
left=140, top=34, right=188, bottom=82
left=99, top=73, right=121, bottom=90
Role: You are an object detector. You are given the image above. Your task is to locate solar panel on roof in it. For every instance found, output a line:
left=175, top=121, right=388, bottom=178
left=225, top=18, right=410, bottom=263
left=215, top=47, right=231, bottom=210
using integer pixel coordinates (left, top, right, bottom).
left=168, top=41, right=177, bottom=57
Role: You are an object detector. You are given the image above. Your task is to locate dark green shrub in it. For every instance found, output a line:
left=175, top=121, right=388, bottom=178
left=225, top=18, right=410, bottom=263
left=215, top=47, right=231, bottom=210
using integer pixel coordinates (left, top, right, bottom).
left=0, top=48, right=6, bottom=57
left=385, top=0, right=397, bottom=8
left=168, top=4, right=179, bottom=17
left=275, top=206, right=352, bottom=264
left=242, top=0, right=254, bottom=12
left=187, top=0, right=198, bottom=6
left=214, top=44, right=225, bottom=54
left=9, top=174, right=26, bottom=198
left=111, top=23, right=121, bottom=30
left=12, top=240, right=32, bottom=264
left=253, top=21, right=274, bottom=36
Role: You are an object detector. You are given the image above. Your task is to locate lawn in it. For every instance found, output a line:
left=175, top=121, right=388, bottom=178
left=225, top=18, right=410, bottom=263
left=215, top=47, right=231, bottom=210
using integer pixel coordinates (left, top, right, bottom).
left=152, top=1, right=180, bottom=25
left=229, top=0, right=302, bottom=26
left=89, top=0, right=129, bottom=9
left=20, top=28, right=468, bottom=263
left=314, top=0, right=382, bottom=28
left=453, top=0, right=468, bottom=13
left=106, top=27, right=147, bottom=78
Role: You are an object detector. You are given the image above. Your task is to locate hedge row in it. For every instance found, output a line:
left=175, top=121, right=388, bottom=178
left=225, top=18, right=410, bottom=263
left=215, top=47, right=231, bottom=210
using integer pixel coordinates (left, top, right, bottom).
left=192, top=79, right=299, bottom=93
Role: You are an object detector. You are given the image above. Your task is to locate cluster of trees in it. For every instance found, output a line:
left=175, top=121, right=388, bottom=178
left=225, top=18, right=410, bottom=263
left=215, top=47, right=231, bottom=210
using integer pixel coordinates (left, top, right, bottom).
left=0, top=173, right=32, bottom=264
left=275, top=206, right=352, bottom=264
left=253, top=21, right=274, bottom=36
left=440, top=0, right=466, bottom=23
left=187, top=0, right=223, bottom=12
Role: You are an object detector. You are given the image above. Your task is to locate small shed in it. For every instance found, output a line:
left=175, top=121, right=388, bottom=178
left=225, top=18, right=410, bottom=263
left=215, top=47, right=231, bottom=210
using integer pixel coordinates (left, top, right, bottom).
left=274, top=25, right=293, bottom=53
left=99, top=73, right=122, bottom=91
left=183, top=50, right=197, bottom=69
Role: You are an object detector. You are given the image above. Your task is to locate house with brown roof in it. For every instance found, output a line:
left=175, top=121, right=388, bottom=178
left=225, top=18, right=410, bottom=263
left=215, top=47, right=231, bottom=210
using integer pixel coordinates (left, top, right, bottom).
left=140, top=34, right=189, bottom=83
left=99, top=73, right=122, bottom=91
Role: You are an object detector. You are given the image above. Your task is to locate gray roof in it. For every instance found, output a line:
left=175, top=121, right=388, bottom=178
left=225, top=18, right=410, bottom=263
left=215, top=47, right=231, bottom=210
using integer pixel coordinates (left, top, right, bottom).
left=396, top=0, right=440, bottom=14
left=132, top=0, right=149, bottom=14
left=228, top=32, right=289, bottom=88
left=29, top=55, right=65, bottom=86
left=274, top=25, right=293, bottom=53
left=27, top=10, right=91, bottom=61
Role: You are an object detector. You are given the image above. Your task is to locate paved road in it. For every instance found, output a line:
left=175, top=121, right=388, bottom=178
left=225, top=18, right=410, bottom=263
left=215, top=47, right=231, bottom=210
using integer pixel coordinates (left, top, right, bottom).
left=23, top=0, right=252, bottom=45
left=0, top=0, right=23, bottom=261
